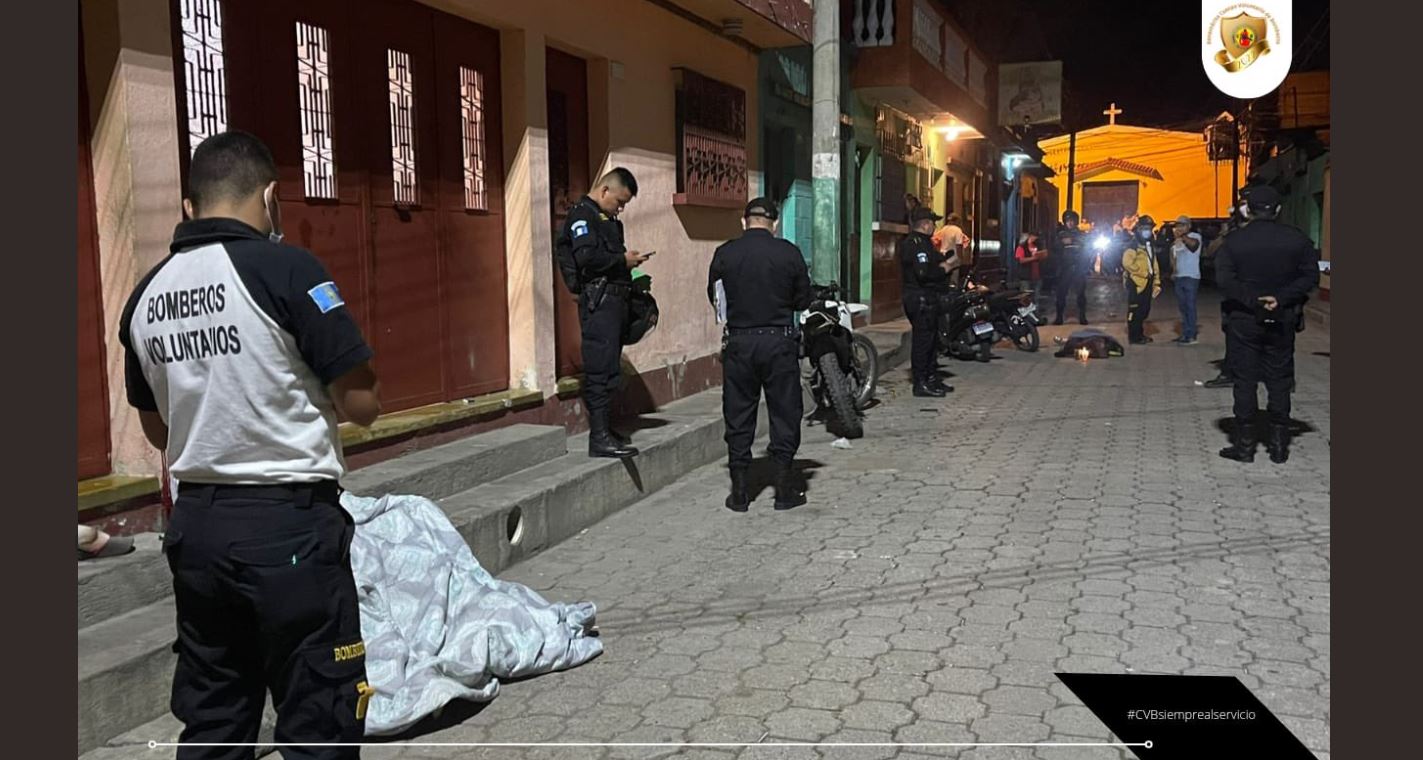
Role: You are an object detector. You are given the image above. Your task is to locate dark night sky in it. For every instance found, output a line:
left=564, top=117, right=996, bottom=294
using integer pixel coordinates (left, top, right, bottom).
left=948, top=0, right=1330, bottom=134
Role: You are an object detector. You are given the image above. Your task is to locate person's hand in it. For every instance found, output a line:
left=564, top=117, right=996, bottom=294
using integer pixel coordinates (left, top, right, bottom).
left=1259, top=295, right=1279, bottom=311
left=624, top=250, right=652, bottom=268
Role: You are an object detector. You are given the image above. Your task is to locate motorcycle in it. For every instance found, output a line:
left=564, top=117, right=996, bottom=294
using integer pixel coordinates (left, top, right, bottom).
left=936, top=277, right=997, bottom=363
left=798, top=281, right=877, bottom=438
left=963, top=272, right=1041, bottom=352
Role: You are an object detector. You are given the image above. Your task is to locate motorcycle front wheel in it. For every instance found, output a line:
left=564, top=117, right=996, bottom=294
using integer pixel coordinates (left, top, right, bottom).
left=818, top=353, right=863, bottom=439
left=848, top=333, right=879, bottom=410
left=1011, top=318, right=1040, bottom=352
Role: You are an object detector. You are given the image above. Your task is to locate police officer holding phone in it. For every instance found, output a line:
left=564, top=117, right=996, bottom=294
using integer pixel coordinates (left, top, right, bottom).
left=555, top=168, right=651, bottom=459
left=119, top=131, right=380, bottom=759
left=1215, top=185, right=1320, bottom=464
left=900, top=206, right=955, bottom=397
left=708, top=198, right=812, bottom=512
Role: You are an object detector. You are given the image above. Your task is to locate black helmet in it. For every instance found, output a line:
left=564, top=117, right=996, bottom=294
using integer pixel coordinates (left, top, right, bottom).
left=1062, top=209, right=1080, bottom=223
left=1241, top=185, right=1282, bottom=217
left=1134, top=215, right=1156, bottom=230
left=622, top=280, right=660, bottom=345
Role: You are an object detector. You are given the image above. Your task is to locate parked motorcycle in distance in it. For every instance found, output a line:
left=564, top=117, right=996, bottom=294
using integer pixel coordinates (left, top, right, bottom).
left=963, top=272, right=1041, bottom=352
left=798, top=281, right=877, bottom=438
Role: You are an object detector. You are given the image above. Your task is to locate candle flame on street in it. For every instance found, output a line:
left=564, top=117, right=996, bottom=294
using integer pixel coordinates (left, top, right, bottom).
left=1077, top=347, right=1091, bottom=363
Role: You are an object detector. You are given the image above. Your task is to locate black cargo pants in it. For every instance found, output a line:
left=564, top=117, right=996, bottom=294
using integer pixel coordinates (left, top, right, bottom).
left=164, top=482, right=366, bottom=760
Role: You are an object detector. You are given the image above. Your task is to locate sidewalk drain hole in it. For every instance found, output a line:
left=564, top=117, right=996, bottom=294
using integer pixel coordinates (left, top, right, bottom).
left=506, top=506, right=524, bottom=546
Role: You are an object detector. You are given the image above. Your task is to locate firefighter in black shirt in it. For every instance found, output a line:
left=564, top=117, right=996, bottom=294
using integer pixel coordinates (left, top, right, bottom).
left=899, top=206, right=956, bottom=398
left=1215, top=185, right=1320, bottom=464
left=119, top=132, right=380, bottom=760
left=707, top=198, right=813, bottom=512
left=554, top=168, right=651, bottom=459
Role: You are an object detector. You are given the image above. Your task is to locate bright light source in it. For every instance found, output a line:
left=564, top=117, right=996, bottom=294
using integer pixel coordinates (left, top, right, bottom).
left=1093, top=235, right=1110, bottom=251
left=939, top=126, right=962, bottom=140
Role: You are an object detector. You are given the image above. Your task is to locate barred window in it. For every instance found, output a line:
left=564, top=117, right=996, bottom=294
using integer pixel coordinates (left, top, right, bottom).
left=459, top=66, right=488, bottom=211
left=387, top=49, right=418, bottom=205
left=178, top=0, right=228, bottom=154
left=296, top=22, right=336, bottom=199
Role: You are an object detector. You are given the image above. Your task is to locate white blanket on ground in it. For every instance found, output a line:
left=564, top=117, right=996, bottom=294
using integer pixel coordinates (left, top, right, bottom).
left=339, top=492, right=603, bottom=736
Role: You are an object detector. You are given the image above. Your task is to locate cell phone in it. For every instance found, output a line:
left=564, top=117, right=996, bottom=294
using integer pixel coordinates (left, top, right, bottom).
left=643, top=250, right=657, bottom=258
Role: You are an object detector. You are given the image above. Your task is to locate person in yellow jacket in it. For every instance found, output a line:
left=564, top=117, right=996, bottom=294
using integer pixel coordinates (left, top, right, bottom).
left=1122, top=215, right=1162, bottom=344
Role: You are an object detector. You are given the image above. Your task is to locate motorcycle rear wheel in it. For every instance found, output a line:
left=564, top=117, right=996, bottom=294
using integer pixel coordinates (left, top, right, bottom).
left=818, top=353, right=863, bottom=439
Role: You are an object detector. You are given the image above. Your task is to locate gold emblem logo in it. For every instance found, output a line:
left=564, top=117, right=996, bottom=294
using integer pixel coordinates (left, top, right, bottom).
left=1215, top=12, right=1271, bottom=72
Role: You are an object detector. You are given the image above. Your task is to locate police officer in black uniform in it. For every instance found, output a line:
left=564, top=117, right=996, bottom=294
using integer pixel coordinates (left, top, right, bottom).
left=1215, top=185, right=1320, bottom=464
left=555, top=168, right=651, bottom=458
left=899, top=206, right=955, bottom=398
left=708, top=198, right=812, bottom=512
left=1053, top=210, right=1091, bottom=325
left=119, top=131, right=380, bottom=759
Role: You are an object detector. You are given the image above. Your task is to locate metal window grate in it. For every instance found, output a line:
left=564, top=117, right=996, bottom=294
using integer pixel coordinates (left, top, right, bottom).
left=179, top=0, right=228, bottom=154
left=387, top=49, right=418, bottom=205
left=296, top=21, right=337, bottom=199
left=459, top=66, right=488, bottom=211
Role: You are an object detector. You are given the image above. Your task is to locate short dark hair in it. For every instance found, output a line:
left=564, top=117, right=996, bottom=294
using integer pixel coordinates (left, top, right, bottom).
left=187, top=130, right=278, bottom=213
left=600, top=166, right=639, bottom=197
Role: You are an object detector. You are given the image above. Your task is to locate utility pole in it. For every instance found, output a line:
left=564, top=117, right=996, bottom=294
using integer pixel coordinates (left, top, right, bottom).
left=811, top=0, right=841, bottom=285
left=1065, top=130, right=1077, bottom=216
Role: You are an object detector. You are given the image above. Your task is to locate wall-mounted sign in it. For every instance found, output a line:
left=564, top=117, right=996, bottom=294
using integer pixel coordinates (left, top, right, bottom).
left=997, top=61, right=1062, bottom=126
left=771, top=50, right=811, bottom=108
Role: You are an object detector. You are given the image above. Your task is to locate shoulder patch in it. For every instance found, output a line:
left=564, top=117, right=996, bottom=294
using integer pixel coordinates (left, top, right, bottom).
left=571, top=220, right=590, bottom=238
left=916, top=252, right=929, bottom=263
left=308, top=281, right=346, bottom=314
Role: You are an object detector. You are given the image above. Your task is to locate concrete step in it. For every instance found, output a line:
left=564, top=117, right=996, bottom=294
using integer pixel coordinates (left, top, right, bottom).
left=77, top=424, right=567, bottom=631
left=75, top=395, right=739, bottom=754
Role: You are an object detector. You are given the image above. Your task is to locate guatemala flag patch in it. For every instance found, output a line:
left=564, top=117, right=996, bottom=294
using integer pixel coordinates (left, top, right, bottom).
left=571, top=220, right=590, bottom=238
left=308, top=281, right=346, bottom=314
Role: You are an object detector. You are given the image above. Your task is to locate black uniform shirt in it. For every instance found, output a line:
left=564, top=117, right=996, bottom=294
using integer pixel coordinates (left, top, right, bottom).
left=1215, top=219, right=1320, bottom=315
left=706, top=228, right=813, bottom=328
left=898, top=231, right=949, bottom=292
left=558, top=195, right=631, bottom=285
left=1056, top=224, right=1089, bottom=272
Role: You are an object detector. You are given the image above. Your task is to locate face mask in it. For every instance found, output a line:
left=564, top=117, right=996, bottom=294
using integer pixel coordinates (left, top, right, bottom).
left=264, top=184, right=284, bottom=243
left=1137, top=230, right=1152, bottom=241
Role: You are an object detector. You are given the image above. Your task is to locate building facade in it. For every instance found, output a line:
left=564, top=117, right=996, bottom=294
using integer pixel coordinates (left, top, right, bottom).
left=78, top=0, right=811, bottom=504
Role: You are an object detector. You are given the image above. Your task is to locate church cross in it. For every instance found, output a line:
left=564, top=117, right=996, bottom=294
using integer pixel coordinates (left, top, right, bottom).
left=1104, top=103, right=1122, bottom=126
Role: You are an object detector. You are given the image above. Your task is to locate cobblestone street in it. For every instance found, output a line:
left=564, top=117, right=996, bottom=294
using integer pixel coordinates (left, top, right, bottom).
left=345, top=293, right=1332, bottom=760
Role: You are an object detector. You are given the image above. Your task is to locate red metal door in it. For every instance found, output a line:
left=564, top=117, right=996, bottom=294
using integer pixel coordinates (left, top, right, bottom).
left=234, top=0, right=372, bottom=339
left=78, top=32, right=112, bottom=480
left=358, top=0, right=445, bottom=409
left=173, top=0, right=509, bottom=413
left=433, top=13, right=509, bottom=399
left=546, top=48, right=590, bottom=379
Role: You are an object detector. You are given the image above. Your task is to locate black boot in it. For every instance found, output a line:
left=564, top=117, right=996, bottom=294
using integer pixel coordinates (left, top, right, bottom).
left=725, top=469, right=750, bottom=512
left=773, top=466, right=806, bottom=511
left=1218, top=425, right=1257, bottom=463
left=588, top=409, right=638, bottom=459
left=1204, top=374, right=1234, bottom=388
left=1266, top=424, right=1292, bottom=464
left=913, top=381, right=947, bottom=398
left=929, top=377, right=954, bottom=394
